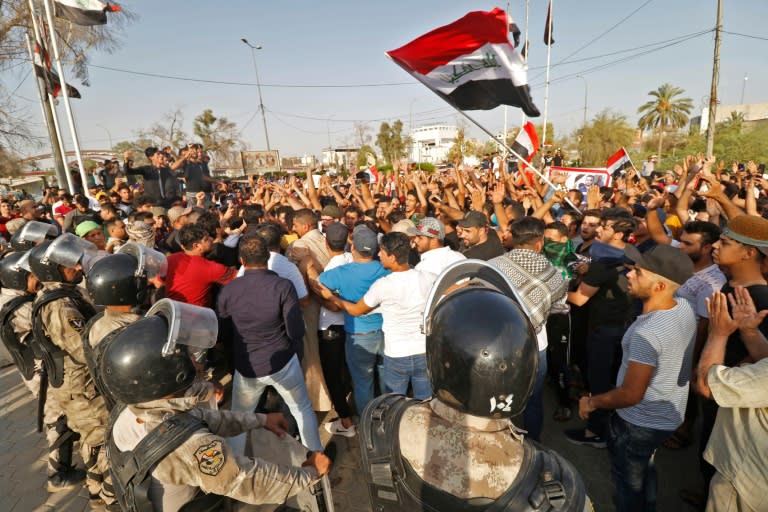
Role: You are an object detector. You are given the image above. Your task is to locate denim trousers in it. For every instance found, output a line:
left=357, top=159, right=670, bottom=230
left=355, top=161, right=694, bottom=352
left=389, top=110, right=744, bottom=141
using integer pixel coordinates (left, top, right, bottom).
left=345, top=330, right=383, bottom=414
left=228, top=354, right=323, bottom=453
left=383, top=353, right=432, bottom=400
left=607, top=413, right=673, bottom=512
left=523, top=349, right=548, bottom=441
left=586, top=323, right=626, bottom=437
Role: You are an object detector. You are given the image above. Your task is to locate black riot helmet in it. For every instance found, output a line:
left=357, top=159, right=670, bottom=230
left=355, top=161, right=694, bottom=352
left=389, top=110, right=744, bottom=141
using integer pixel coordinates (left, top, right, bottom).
left=98, top=299, right=218, bottom=404
left=10, top=220, right=58, bottom=251
left=423, top=260, right=538, bottom=419
left=86, top=243, right=167, bottom=306
left=0, top=251, right=32, bottom=290
left=27, top=234, right=97, bottom=284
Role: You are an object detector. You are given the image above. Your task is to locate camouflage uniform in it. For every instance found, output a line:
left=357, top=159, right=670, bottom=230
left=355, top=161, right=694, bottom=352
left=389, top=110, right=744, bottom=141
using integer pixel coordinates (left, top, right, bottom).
left=0, top=288, right=71, bottom=479
left=87, top=310, right=141, bottom=349
left=36, top=282, right=112, bottom=502
left=111, top=381, right=321, bottom=511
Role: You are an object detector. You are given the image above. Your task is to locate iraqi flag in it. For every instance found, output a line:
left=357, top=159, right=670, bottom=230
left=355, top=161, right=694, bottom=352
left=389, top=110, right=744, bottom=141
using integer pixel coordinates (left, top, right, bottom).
left=54, top=0, right=121, bottom=26
left=33, top=41, right=81, bottom=99
left=606, top=147, right=632, bottom=177
left=544, top=0, right=555, bottom=45
left=511, top=122, right=539, bottom=162
left=386, top=8, right=540, bottom=116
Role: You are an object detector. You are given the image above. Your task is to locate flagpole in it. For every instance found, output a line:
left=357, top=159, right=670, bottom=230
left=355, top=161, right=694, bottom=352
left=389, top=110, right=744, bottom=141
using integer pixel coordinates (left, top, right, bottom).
left=41, top=0, right=92, bottom=199
left=27, top=0, right=72, bottom=192
left=23, top=29, right=70, bottom=191
left=522, top=0, right=530, bottom=127
left=502, top=1, right=510, bottom=156
left=624, top=147, right=639, bottom=173
left=542, top=0, right=554, bottom=147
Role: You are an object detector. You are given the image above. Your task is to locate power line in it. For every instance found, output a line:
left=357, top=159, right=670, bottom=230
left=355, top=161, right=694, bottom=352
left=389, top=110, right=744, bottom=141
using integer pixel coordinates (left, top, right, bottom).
left=86, top=63, right=415, bottom=88
left=722, top=30, right=768, bottom=42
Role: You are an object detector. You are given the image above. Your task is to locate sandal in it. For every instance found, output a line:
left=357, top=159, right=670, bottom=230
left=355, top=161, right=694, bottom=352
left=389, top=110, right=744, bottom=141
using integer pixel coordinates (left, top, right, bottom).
left=663, top=426, right=693, bottom=449
left=553, top=406, right=572, bottom=422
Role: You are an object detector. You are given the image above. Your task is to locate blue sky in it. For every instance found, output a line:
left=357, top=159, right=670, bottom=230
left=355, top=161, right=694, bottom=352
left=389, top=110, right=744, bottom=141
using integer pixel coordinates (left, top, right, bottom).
left=8, top=0, right=767, bottom=159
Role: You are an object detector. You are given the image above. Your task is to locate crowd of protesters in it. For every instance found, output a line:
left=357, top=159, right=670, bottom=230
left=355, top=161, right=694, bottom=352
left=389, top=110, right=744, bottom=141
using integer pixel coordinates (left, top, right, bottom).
left=1, top=142, right=767, bottom=512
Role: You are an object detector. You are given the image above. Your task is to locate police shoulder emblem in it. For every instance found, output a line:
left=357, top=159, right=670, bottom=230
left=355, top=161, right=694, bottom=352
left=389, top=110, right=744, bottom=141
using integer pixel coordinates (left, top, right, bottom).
left=67, top=317, right=85, bottom=333
left=194, top=440, right=226, bottom=476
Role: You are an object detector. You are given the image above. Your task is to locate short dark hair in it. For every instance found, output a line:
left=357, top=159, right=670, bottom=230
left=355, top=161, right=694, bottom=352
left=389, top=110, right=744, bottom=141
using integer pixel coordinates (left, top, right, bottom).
left=293, top=208, right=316, bottom=227
left=145, top=147, right=159, bottom=158
left=105, top=218, right=124, bottom=232
left=130, top=210, right=154, bottom=224
left=582, top=209, right=602, bottom=220
left=510, top=217, right=545, bottom=247
left=601, top=208, right=637, bottom=241
left=74, top=195, right=90, bottom=209
left=239, top=234, right=269, bottom=266
left=178, top=224, right=209, bottom=250
left=242, top=205, right=264, bottom=226
left=545, top=221, right=569, bottom=238
left=253, top=223, right=281, bottom=251
left=507, top=200, right=526, bottom=221
left=380, top=232, right=410, bottom=264
left=683, top=220, right=721, bottom=246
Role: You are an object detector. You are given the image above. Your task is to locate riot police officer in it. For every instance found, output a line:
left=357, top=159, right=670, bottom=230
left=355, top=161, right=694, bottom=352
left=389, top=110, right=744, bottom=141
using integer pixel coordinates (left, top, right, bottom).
left=97, top=299, right=332, bottom=512
left=0, top=250, right=86, bottom=492
left=360, top=260, right=591, bottom=511
left=28, top=233, right=115, bottom=508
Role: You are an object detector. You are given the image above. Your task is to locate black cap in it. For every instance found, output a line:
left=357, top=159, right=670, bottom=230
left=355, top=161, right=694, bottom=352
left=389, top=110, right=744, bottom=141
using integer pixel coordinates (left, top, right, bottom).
left=635, top=245, right=693, bottom=285
left=457, top=211, right=488, bottom=228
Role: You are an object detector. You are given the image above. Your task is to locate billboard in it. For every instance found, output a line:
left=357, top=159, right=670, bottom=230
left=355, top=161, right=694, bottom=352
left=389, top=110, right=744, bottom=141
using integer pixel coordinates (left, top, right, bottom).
left=241, top=150, right=280, bottom=174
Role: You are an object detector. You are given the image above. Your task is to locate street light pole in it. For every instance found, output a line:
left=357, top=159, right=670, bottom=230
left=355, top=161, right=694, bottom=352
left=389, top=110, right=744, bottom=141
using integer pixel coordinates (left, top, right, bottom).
left=741, top=74, right=748, bottom=105
left=241, top=38, right=271, bottom=151
left=96, top=124, right=113, bottom=152
left=576, top=75, right=588, bottom=128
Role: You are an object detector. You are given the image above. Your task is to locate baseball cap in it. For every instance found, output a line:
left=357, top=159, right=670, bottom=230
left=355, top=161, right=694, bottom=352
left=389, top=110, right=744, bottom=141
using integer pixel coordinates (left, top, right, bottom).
left=457, top=211, right=488, bottom=229
left=75, top=220, right=101, bottom=238
left=407, top=217, right=445, bottom=240
left=167, top=206, right=193, bottom=225
left=325, top=222, right=349, bottom=246
left=722, top=215, right=768, bottom=256
left=352, top=225, right=378, bottom=257
left=390, top=219, right=416, bottom=235
left=321, top=204, right=342, bottom=219
left=634, top=245, right=693, bottom=285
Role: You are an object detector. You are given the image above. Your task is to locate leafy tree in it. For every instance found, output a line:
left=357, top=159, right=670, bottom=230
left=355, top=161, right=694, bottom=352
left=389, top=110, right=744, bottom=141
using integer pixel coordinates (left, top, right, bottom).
left=193, top=109, right=242, bottom=167
left=446, top=126, right=480, bottom=165
left=575, top=110, right=635, bottom=166
left=112, top=137, right=155, bottom=167
left=356, top=144, right=377, bottom=168
left=720, top=111, right=745, bottom=133
left=637, top=83, right=693, bottom=159
left=376, top=120, right=407, bottom=164
left=682, top=120, right=768, bottom=165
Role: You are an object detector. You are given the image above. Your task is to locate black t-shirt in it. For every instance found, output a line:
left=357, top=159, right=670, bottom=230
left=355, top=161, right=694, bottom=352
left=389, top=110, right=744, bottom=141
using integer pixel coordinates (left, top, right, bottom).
left=183, top=162, right=212, bottom=193
left=461, top=230, right=505, bottom=261
left=721, top=283, right=768, bottom=366
left=582, top=260, right=632, bottom=327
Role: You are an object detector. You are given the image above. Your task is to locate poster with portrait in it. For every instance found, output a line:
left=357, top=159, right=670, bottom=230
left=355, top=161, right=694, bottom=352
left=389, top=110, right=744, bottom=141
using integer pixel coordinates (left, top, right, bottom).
left=241, top=150, right=281, bottom=175
left=549, top=166, right=611, bottom=193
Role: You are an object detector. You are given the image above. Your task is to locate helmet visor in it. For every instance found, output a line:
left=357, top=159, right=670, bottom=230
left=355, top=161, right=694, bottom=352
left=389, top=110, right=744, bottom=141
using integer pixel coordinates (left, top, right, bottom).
left=15, top=251, right=32, bottom=272
left=42, top=233, right=97, bottom=269
left=16, top=221, right=58, bottom=247
left=117, top=242, right=168, bottom=278
left=146, top=298, right=218, bottom=357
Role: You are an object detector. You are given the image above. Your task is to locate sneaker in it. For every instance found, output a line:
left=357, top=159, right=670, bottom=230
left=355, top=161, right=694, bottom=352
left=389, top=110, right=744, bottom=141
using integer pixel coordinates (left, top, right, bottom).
left=47, top=468, right=86, bottom=492
left=324, top=418, right=356, bottom=438
left=565, top=428, right=607, bottom=448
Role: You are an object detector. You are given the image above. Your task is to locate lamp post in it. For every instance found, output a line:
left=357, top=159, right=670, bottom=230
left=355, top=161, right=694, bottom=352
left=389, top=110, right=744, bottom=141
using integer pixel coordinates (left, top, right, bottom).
left=241, top=38, right=271, bottom=151
left=741, top=74, right=748, bottom=105
left=96, top=123, right=113, bottom=152
left=576, top=75, right=588, bottom=128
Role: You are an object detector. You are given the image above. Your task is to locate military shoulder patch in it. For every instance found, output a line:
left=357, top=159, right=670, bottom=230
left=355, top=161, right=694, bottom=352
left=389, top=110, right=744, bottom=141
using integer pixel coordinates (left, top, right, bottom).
left=194, top=440, right=226, bottom=476
left=67, top=317, right=85, bottom=333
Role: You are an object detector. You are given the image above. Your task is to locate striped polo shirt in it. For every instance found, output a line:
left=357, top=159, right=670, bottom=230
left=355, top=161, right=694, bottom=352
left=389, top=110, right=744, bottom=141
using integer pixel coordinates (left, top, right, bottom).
left=616, top=297, right=697, bottom=431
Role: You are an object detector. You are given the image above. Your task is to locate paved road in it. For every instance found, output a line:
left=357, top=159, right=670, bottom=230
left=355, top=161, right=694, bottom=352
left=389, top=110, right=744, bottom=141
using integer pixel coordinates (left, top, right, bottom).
left=0, top=364, right=704, bottom=511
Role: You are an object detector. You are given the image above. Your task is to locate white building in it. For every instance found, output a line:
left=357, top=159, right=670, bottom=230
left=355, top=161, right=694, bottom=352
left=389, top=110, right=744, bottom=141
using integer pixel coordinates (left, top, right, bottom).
left=694, top=102, right=768, bottom=132
left=409, top=124, right=458, bottom=164
left=321, top=147, right=359, bottom=169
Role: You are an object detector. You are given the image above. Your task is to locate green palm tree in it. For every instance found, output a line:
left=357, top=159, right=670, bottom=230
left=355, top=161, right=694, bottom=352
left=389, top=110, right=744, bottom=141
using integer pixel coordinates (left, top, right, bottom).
left=637, top=83, right=693, bottom=158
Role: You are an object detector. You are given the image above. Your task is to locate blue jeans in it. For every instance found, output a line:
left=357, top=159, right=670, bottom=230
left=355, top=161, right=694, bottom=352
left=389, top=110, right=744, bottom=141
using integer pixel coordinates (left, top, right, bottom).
left=383, top=354, right=432, bottom=400
left=586, top=324, right=626, bottom=437
left=607, top=413, right=673, bottom=512
left=228, top=355, right=322, bottom=453
left=345, top=330, right=383, bottom=414
left=523, top=349, right=548, bottom=441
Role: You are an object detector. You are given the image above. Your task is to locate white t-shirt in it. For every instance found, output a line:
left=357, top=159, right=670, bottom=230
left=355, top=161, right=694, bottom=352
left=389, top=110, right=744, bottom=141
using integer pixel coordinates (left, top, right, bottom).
left=415, top=246, right=466, bottom=277
left=318, top=252, right=353, bottom=330
left=237, top=252, right=308, bottom=300
left=363, top=269, right=436, bottom=358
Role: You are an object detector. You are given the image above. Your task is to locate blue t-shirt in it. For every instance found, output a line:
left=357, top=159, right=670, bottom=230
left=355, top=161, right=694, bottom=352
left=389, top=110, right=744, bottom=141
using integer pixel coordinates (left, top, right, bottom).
left=319, top=260, right=390, bottom=333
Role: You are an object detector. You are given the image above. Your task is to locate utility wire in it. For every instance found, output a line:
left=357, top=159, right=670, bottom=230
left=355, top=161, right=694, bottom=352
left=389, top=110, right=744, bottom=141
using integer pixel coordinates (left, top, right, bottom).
left=722, top=30, right=768, bottom=42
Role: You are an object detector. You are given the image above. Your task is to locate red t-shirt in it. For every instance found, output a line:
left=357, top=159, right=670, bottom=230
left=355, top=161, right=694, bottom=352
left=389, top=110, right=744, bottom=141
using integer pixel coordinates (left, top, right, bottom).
left=165, top=253, right=236, bottom=308
left=54, top=204, right=74, bottom=217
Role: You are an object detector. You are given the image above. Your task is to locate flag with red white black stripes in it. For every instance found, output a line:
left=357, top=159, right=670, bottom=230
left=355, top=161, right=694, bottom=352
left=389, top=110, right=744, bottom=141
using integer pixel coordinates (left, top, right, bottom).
left=386, top=8, right=539, bottom=116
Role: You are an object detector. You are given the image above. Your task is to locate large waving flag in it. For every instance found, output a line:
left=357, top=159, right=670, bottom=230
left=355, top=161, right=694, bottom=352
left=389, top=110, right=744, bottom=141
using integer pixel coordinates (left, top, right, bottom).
left=54, top=0, right=121, bottom=26
left=33, top=40, right=81, bottom=98
left=386, top=8, right=540, bottom=116
left=512, top=122, right=539, bottom=162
